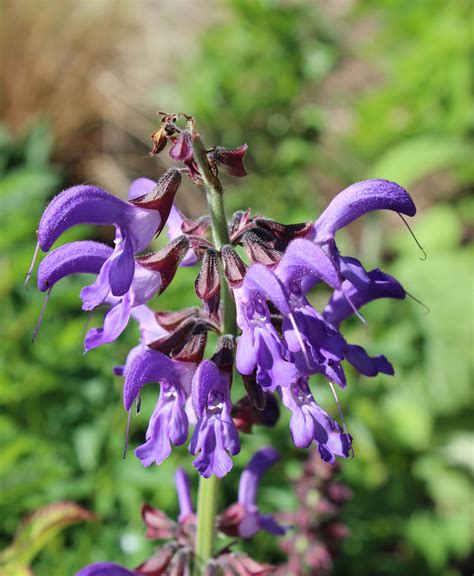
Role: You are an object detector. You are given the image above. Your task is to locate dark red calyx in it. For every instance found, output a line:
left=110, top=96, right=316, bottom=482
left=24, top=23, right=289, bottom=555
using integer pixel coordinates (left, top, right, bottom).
left=195, top=249, right=221, bottom=315
left=207, top=143, right=248, bottom=177
left=221, top=245, right=247, bottom=288
left=181, top=215, right=211, bottom=236
left=243, top=374, right=266, bottom=411
left=254, top=217, right=312, bottom=241
left=211, top=335, right=235, bottom=374
left=230, top=209, right=252, bottom=240
left=130, top=168, right=181, bottom=229
left=241, top=231, right=282, bottom=266
left=169, top=130, right=193, bottom=163
left=154, top=307, right=200, bottom=330
left=232, top=393, right=280, bottom=434
left=217, top=503, right=244, bottom=538
left=148, top=317, right=197, bottom=354
left=141, top=504, right=177, bottom=540
left=171, top=323, right=208, bottom=364
left=137, top=235, right=189, bottom=293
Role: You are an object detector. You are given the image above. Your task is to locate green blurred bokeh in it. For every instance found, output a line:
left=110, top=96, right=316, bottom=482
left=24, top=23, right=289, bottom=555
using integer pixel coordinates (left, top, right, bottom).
left=0, top=1, right=472, bottom=575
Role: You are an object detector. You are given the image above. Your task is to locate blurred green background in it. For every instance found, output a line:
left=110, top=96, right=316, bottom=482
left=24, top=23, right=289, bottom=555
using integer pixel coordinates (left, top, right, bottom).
left=0, top=0, right=472, bottom=574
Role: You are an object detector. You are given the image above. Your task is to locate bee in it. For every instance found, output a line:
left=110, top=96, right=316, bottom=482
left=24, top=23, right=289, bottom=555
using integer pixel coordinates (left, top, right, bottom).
left=149, top=112, right=178, bottom=156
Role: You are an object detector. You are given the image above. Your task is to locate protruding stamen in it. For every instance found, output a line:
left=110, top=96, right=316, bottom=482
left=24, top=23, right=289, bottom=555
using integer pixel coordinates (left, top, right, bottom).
left=288, top=312, right=311, bottom=369
left=32, top=288, right=51, bottom=343
left=24, top=241, right=40, bottom=290
left=406, top=290, right=430, bottom=315
left=342, top=290, right=367, bottom=327
left=123, top=408, right=132, bottom=460
left=328, top=380, right=348, bottom=435
left=398, top=213, right=427, bottom=261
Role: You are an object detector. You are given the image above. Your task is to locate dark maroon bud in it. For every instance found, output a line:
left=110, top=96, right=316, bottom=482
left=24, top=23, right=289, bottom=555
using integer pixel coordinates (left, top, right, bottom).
left=254, top=217, right=312, bottom=241
left=148, top=317, right=197, bottom=354
left=232, top=393, right=280, bottom=433
left=217, top=502, right=244, bottom=537
left=155, top=307, right=200, bottom=330
left=203, top=560, right=219, bottom=576
left=211, top=335, right=235, bottom=373
left=141, top=504, right=178, bottom=540
left=181, top=215, right=211, bottom=236
left=135, top=543, right=178, bottom=575
left=131, top=169, right=182, bottom=235
left=241, top=231, right=282, bottom=266
left=137, top=235, right=190, bottom=293
left=169, top=548, right=190, bottom=576
left=195, top=249, right=221, bottom=316
left=172, top=323, right=208, bottom=363
left=221, top=245, right=247, bottom=287
left=243, top=374, right=266, bottom=411
left=208, top=144, right=248, bottom=177
left=169, top=131, right=193, bottom=163
left=230, top=209, right=252, bottom=237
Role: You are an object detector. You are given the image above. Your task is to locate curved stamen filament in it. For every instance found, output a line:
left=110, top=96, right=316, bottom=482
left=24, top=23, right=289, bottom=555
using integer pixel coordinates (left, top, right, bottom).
left=398, top=213, right=427, bottom=261
left=24, top=241, right=40, bottom=290
left=32, top=288, right=52, bottom=343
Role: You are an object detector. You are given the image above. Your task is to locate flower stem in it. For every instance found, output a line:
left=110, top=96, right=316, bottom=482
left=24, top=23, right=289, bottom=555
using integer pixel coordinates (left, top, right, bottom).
left=191, top=124, right=237, bottom=574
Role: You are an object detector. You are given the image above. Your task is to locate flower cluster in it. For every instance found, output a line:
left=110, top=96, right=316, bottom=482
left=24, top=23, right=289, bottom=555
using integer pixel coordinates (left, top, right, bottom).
left=29, top=113, right=416, bottom=479
left=76, top=448, right=282, bottom=576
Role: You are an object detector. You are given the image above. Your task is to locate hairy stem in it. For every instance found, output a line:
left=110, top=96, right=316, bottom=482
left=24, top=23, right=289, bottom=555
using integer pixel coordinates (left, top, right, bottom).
left=192, top=125, right=237, bottom=573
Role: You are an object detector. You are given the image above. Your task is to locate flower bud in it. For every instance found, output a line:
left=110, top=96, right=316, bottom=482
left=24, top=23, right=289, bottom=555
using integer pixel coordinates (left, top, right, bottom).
left=242, top=231, right=282, bottom=266
left=221, top=245, right=247, bottom=287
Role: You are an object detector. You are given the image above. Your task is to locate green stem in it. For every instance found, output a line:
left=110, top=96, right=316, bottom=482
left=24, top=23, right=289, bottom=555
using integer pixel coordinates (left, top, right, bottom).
left=191, top=124, right=237, bottom=574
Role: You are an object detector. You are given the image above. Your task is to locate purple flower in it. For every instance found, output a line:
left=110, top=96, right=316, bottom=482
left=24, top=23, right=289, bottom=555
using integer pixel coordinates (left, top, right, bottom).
left=219, top=447, right=286, bottom=538
left=35, top=170, right=180, bottom=297
left=37, top=236, right=188, bottom=351
left=279, top=377, right=352, bottom=464
left=308, top=179, right=416, bottom=288
left=324, top=268, right=406, bottom=377
left=189, top=360, right=240, bottom=478
left=123, top=349, right=195, bottom=467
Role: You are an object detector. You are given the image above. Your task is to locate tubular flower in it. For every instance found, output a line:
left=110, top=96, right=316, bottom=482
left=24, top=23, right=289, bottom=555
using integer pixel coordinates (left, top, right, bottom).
left=189, top=359, right=240, bottom=478
left=37, top=235, right=189, bottom=351
left=123, top=349, right=196, bottom=467
left=219, top=447, right=286, bottom=538
left=35, top=170, right=181, bottom=297
left=279, top=377, right=352, bottom=464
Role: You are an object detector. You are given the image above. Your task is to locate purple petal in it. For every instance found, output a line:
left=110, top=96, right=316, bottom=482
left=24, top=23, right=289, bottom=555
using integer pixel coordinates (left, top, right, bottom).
left=345, top=344, right=394, bottom=377
left=324, top=268, right=405, bottom=327
left=75, top=563, right=136, bottom=576
left=236, top=328, right=259, bottom=376
left=244, top=264, right=290, bottom=316
left=37, top=241, right=113, bottom=292
left=313, top=179, right=416, bottom=241
left=190, top=418, right=234, bottom=479
left=276, top=238, right=340, bottom=289
left=108, top=234, right=135, bottom=297
left=84, top=295, right=132, bottom=352
left=128, top=177, right=156, bottom=201
left=175, top=468, right=194, bottom=521
left=191, top=360, right=221, bottom=416
left=238, top=447, right=280, bottom=508
left=123, top=349, right=178, bottom=410
left=38, top=185, right=134, bottom=251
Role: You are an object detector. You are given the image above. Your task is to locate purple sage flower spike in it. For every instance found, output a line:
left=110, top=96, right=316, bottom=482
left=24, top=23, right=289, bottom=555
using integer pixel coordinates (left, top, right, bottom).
left=219, top=447, right=286, bottom=538
left=123, top=349, right=195, bottom=467
left=279, top=378, right=352, bottom=464
left=311, top=179, right=416, bottom=243
left=189, top=360, right=240, bottom=478
left=75, top=563, right=137, bottom=576
left=175, top=467, right=194, bottom=522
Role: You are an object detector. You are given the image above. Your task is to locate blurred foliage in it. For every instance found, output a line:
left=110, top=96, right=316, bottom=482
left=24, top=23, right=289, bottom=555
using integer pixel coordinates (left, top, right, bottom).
left=1, top=1, right=472, bottom=575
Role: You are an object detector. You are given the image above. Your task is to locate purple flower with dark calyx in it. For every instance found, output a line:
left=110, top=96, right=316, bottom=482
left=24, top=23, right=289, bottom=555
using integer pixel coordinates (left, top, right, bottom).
left=307, top=179, right=416, bottom=287
left=324, top=268, right=406, bottom=377
left=279, top=377, right=352, bottom=464
left=219, top=447, right=286, bottom=539
left=123, top=349, right=196, bottom=467
left=34, top=170, right=181, bottom=298
left=189, top=359, right=240, bottom=478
